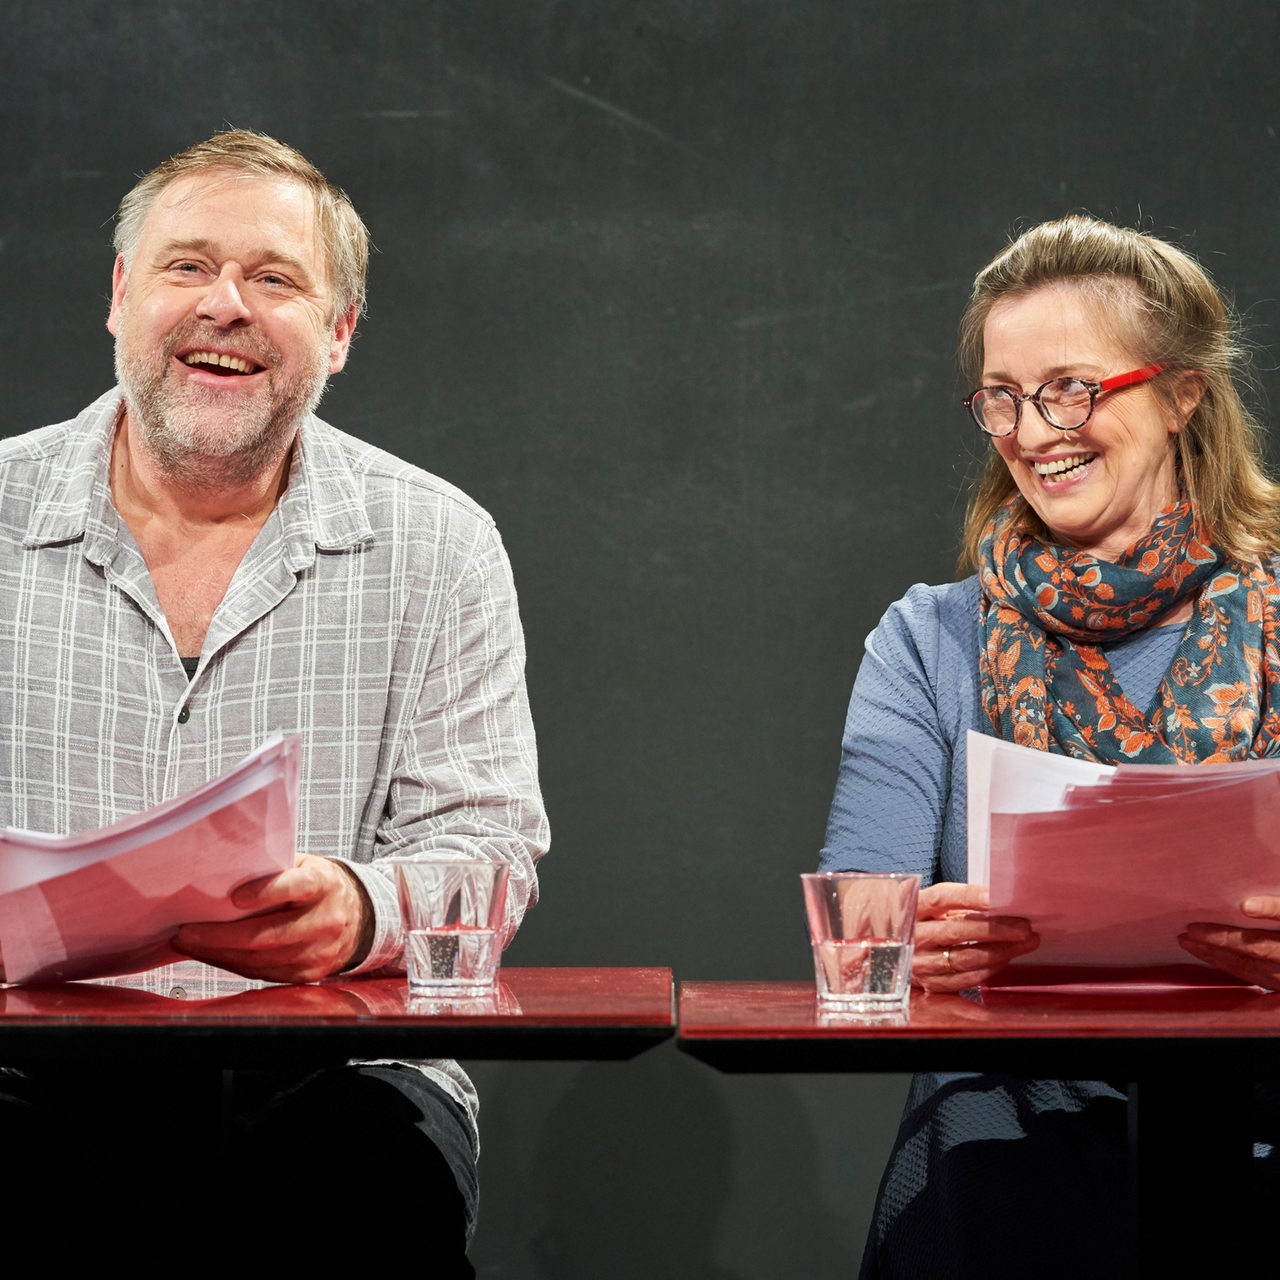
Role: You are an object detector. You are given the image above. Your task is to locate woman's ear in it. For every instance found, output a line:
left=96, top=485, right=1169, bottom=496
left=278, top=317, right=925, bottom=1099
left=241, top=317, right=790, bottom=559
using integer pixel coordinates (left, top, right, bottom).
left=1169, top=370, right=1207, bottom=431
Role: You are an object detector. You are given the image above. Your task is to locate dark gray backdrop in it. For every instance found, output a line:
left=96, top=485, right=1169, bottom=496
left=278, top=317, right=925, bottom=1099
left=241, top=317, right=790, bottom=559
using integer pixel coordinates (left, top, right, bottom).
left=5, top=2, right=1279, bottom=1274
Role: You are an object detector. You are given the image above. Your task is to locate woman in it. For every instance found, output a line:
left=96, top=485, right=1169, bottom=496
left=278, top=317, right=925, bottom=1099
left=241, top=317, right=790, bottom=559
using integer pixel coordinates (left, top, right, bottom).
left=820, top=214, right=1280, bottom=1277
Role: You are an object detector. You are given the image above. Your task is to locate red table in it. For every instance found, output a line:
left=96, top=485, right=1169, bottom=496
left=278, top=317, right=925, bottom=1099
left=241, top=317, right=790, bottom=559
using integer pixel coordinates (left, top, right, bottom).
left=677, top=978, right=1280, bottom=1073
left=0, top=965, right=675, bottom=1065
left=0, top=964, right=673, bottom=1168
left=678, top=980, right=1280, bottom=1262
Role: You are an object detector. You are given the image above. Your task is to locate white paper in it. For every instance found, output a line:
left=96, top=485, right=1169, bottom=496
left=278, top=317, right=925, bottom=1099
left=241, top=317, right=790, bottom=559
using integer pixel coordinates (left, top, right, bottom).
left=0, top=734, right=300, bottom=984
left=966, top=731, right=1113, bottom=885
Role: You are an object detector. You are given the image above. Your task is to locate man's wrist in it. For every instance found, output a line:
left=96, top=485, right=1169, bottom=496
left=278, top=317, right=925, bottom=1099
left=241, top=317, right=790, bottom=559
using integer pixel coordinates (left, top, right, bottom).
left=334, top=859, right=377, bottom=971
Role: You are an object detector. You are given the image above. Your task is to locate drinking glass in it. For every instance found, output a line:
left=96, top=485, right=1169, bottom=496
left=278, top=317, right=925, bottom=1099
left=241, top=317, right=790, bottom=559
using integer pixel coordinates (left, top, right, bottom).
left=388, top=857, right=509, bottom=996
left=801, top=871, right=920, bottom=1012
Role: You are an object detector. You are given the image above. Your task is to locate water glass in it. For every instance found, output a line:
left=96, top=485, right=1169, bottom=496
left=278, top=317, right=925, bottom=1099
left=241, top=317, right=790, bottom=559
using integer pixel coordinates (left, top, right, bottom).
left=388, top=857, right=509, bottom=996
left=801, top=871, right=920, bottom=1011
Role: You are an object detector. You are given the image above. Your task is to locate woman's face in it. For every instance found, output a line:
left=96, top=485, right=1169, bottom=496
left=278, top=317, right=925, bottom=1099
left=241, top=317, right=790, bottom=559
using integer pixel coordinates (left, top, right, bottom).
left=983, top=283, right=1186, bottom=562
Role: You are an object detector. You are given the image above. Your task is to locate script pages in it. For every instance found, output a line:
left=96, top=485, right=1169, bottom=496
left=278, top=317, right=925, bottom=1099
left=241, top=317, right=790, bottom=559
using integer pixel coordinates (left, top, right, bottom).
left=967, top=730, right=1280, bottom=987
left=0, top=734, right=300, bottom=984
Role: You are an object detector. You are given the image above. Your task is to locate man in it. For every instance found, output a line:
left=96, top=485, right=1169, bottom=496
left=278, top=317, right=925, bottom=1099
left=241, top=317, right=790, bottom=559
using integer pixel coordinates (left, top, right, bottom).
left=0, top=130, right=547, bottom=1262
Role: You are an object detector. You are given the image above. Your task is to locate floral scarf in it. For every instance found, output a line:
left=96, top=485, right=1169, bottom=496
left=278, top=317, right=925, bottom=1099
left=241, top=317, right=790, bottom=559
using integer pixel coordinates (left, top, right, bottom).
left=978, top=495, right=1280, bottom=763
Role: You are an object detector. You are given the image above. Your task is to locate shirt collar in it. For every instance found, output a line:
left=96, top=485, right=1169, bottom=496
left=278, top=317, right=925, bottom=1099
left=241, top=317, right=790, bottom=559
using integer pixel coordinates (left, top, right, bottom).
left=280, top=413, right=376, bottom=560
left=23, top=388, right=121, bottom=551
left=23, top=387, right=375, bottom=561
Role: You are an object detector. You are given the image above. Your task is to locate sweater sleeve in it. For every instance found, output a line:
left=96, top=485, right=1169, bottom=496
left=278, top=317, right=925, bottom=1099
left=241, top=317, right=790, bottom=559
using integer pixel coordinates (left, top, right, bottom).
left=819, top=581, right=978, bottom=885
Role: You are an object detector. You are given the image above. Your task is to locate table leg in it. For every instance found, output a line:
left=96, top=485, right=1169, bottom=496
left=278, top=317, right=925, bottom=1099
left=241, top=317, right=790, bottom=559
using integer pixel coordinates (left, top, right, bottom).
left=1128, top=1075, right=1249, bottom=1267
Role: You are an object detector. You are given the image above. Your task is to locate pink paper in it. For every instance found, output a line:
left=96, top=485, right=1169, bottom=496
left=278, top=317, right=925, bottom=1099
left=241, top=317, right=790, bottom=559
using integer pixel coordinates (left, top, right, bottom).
left=0, top=734, right=300, bottom=984
left=969, top=731, right=1280, bottom=987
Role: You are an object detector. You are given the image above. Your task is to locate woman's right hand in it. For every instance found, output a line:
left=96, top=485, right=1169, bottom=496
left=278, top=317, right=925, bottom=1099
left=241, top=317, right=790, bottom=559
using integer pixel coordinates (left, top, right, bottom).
left=912, top=881, right=1039, bottom=992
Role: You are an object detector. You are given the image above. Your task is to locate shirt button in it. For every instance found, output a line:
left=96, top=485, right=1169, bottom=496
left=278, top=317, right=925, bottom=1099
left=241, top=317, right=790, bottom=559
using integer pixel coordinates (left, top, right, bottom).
left=177, top=706, right=191, bottom=724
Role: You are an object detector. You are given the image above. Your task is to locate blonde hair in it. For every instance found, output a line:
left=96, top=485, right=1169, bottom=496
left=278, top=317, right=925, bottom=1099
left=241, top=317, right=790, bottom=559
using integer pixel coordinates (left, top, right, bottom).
left=113, top=128, right=369, bottom=321
left=957, top=215, right=1280, bottom=571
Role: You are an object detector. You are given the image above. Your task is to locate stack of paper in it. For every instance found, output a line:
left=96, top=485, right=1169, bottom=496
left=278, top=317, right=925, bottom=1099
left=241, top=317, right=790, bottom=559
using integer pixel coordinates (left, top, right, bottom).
left=0, top=734, right=300, bottom=984
left=967, top=730, right=1280, bottom=987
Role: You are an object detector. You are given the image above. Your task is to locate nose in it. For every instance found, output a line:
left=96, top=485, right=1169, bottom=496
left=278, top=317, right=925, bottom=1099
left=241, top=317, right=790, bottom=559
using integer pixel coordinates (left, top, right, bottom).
left=195, top=265, right=252, bottom=326
left=1010, top=405, right=1078, bottom=452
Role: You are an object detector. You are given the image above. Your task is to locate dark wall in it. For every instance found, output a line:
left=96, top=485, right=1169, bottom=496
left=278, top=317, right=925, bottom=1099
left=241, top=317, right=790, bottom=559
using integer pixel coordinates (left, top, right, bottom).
left=5, top=2, right=1279, bottom=1273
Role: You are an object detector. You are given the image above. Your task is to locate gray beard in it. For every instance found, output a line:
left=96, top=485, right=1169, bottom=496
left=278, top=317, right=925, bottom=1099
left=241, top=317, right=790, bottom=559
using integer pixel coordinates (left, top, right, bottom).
left=114, top=323, right=329, bottom=492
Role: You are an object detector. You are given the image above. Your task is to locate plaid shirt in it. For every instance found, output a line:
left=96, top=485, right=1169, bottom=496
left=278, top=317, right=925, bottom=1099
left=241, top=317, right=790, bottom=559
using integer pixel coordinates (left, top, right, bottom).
left=0, top=387, right=549, bottom=1128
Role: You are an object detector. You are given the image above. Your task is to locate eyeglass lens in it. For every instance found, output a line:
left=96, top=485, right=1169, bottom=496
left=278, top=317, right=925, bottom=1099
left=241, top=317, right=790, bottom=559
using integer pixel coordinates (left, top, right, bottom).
left=972, top=377, right=1095, bottom=435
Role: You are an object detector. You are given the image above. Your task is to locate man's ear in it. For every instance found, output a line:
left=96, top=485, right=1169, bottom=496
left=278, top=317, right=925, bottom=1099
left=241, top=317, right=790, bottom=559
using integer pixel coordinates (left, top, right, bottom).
left=328, top=301, right=359, bottom=375
left=107, top=255, right=128, bottom=337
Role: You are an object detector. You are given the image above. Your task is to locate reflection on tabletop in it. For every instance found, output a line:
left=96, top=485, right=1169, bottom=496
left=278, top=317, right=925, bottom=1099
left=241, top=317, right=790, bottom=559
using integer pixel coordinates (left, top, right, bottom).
left=896, top=985, right=1280, bottom=1029
left=677, top=978, right=1280, bottom=1036
left=407, top=986, right=522, bottom=1017
left=961, top=984, right=1280, bottom=1024
left=817, top=1006, right=910, bottom=1029
left=0, top=959, right=521, bottom=1018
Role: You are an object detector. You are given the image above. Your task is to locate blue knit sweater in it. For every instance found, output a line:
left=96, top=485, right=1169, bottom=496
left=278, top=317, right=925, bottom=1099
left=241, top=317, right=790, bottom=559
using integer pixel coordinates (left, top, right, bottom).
left=819, top=576, right=1186, bottom=1274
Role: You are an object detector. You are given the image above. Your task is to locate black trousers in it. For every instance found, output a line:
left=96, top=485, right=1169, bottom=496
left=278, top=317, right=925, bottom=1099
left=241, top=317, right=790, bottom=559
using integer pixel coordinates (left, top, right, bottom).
left=2, top=1062, right=478, bottom=1274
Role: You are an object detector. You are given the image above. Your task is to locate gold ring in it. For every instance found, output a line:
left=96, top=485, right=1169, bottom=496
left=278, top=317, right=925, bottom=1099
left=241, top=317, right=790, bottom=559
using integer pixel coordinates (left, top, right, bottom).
left=943, top=949, right=954, bottom=972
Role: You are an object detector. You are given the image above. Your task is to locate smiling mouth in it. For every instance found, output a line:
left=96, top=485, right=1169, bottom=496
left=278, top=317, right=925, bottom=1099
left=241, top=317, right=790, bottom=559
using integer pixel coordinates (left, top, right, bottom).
left=1033, top=453, right=1095, bottom=483
left=182, top=351, right=262, bottom=376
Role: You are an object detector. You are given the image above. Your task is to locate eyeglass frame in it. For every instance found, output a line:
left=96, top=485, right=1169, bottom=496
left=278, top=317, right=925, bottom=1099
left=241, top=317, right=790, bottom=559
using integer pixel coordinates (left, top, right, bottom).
left=963, top=362, right=1166, bottom=437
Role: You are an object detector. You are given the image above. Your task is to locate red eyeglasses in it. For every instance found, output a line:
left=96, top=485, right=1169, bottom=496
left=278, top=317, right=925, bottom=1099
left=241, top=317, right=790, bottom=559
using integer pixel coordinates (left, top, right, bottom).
left=964, top=363, right=1165, bottom=437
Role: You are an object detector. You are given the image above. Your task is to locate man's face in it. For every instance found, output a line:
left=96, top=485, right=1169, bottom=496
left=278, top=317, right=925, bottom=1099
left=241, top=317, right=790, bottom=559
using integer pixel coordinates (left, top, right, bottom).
left=107, top=171, right=356, bottom=480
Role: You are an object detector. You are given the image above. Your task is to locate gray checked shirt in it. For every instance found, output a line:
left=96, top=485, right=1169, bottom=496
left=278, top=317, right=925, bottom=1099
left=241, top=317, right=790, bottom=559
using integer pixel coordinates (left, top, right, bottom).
left=0, top=387, right=549, bottom=1129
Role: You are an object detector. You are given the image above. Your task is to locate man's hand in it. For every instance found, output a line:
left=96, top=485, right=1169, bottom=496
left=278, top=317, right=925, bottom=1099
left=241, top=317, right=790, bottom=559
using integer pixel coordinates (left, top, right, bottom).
left=1179, top=894, right=1280, bottom=989
left=173, top=853, right=374, bottom=983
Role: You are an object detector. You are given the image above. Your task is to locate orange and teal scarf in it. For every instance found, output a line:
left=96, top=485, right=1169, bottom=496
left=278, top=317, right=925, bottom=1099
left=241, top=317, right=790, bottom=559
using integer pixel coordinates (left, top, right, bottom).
left=978, top=495, right=1280, bottom=763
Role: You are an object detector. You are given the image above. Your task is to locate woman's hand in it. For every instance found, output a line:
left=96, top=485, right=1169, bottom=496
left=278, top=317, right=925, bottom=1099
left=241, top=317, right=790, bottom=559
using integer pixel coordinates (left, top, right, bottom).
left=1179, top=895, right=1280, bottom=989
left=913, top=881, right=1039, bottom=992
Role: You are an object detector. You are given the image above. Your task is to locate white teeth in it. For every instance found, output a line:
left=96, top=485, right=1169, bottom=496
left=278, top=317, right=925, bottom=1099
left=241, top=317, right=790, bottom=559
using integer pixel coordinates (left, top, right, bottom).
left=1034, top=454, right=1092, bottom=477
left=183, top=351, right=254, bottom=374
